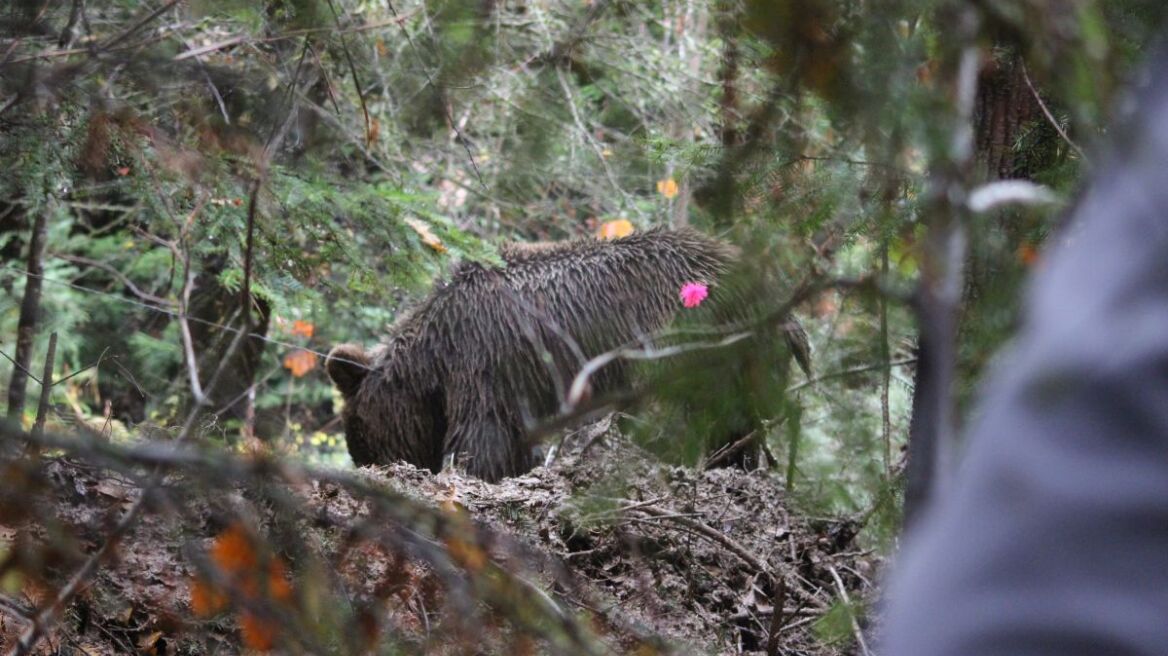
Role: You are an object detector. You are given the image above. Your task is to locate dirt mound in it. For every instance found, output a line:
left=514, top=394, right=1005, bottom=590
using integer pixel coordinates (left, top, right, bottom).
left=0, top=421, right=877, bottom=654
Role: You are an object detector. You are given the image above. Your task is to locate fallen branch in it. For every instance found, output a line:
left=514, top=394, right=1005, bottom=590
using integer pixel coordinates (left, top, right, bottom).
left=623, top=503, right=770, bottom=578
left=828, top=565, right=872, bottom=656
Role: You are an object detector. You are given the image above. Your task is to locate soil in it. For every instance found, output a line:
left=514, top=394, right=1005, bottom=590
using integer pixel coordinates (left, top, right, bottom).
left=0, top=420, right=879, bottom=655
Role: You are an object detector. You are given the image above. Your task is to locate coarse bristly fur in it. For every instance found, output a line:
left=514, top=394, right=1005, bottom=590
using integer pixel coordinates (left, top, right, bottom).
left=327, top=227, right=751, bottom=482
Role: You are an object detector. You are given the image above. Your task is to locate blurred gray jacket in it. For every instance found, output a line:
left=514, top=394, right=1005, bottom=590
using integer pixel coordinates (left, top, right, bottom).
left=881, top=54, right=1168, bottom=654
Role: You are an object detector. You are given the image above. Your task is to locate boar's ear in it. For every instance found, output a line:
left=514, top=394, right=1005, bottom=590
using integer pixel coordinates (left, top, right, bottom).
left=326, top=344, right=372, bottom=397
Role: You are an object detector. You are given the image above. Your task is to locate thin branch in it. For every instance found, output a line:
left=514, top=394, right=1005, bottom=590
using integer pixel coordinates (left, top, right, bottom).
left=786, top=358, right=917, bottom=394
left=880, top=241, right=893, bottom=483
left=967, top=179, right=1059, bottom=213
left=1020, top=61, right=1087, bottom=162
left=54, top=253, right=176, bottom=306
left=625, top=503, right=770, bottom=577
left=0, top=348, right=41, bottom=387
left=828, top=565, right=872, bottom=656
left=0, top=596, right=33, bottom=623
left=0, top=95, right=19, bottom=117
left=57, top=0, right=85, bottom=49
left=521, top=0, right=612, bottom=70
left=323, top=0, right=372, bottom=146
left=171, top=15, right=417, bottom=61
left=241, top=178, right=260, bottom=331
left=701, top=430, right=759, bottom=470
left=183, top=37, right=231, bottom=123
left=385, top=0, right=485, bottom=189
left=0, top=263, right=364, bottom=371
left=564, top=331, right=753, bottom=411
left=2, top=29, right=172, bottom=67
left=555, top=67, right=630, bottom=213
left=177, top=258, right=204, bottom=405
left=52, top=347, right=110, bottom=388
left=765, top=576, right=789, bottom=656
left=98, top=0, right=181, bottom=52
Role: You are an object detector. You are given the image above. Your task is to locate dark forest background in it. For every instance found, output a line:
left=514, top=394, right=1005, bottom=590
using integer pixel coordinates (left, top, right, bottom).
left=1, top=1, right=1165, bottom=653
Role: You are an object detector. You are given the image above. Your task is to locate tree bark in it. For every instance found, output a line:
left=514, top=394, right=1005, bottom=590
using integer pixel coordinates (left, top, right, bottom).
left=185, top=263, right=272, bottom=437
left=6, top=205, right=48, bottom=422
left=975, top=54, right=1041, bottom=182
left=32, top=332, right=57, bottom=436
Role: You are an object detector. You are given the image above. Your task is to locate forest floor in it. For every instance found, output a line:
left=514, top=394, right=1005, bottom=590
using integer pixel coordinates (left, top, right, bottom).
left=0, top=420, right=880, bottom=655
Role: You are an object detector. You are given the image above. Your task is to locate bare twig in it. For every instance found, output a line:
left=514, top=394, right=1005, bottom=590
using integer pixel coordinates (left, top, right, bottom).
left=99, top=0, right=181, bottom=52
left=0, top=595, right=33, bottom=623
left=765, top=576, right=789, bottom=656
left=385, top=0, right=485, bottom=188
left=177, top=264, right=204, bottom=404
left=1020, top=61, right=1087, bottom=162
left=241, top=178, right=261, bottom=331
left=172, top=15, right=418, bottom=61
left=2, top=29, right=171, bottom=67
left=520, top=0, right=612, bottom=70
left=880, top=241, right=893, bottom=482
left=701, top=430, right=759, bottom=470
left=323, top=0, right=373, bottom=146
left=55, top=253, right=176, bottom=306
left=0, top=348, right=40, bottom=387
left=0, top=263, right=369, bottom=373
left=52, top=347, right=109, bottom=388
left=57, top=0, right=84, bottom=48
left=537, top=274, right=887, bottom=437
left=0, top=95, right=20, bottom=117
left=564, top=331, right=753, bottom=411
left=828, top=565, right=871, bottom=656
left=555, top=67, right=631, bottom=213
left=787, top=358, right=918, bottom=394
left=626, top=504, right=770, bottom=577
left=181, top=36, right=231, bottom=123
left=967, top=179, right=1059, bottom=213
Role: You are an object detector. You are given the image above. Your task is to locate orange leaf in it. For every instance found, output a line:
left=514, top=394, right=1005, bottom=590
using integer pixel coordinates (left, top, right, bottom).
left=656, top=178, right=679, bottom=199
left=597, top=219, right=634, bottom=240
left=266, top=558, right=294, bottom=603
left=283, top=350, right=318, bottom=377
left=240, top=611, right=278, bottom=651
left=189, top=576, right=228, bottom=617
left=445, top=536, right=487, bottom=573
left=212, top=523, right=257, bottom=574
left=404, top=217, right=447, bottom=253
left=1017, top=242, right=1040, bottom=267
left=290, top=320, right=314, bottom=338
left=368, top=116, right=380, bottom=145
left=193, top=524, right=296, bottom=653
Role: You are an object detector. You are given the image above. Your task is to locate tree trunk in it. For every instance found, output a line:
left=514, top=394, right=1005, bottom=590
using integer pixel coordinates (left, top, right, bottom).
left=185, top=262, right=273, bottom=438
left=975, top=54, right=1042, bottom=182
left=6, top=205, right=48, bottom=421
